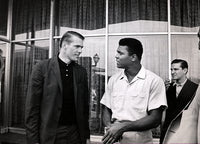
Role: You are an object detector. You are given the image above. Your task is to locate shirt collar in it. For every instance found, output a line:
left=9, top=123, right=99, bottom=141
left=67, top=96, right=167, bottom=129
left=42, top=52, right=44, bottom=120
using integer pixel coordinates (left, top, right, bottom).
left=119, top=66, right=146, bottom=81
left=174, top=78, right=187, bottom=87
left=58, top=56, right=74, bottom=68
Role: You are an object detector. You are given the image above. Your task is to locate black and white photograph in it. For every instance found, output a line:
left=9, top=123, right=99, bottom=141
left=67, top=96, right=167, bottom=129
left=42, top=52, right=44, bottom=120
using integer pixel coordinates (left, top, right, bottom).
left=0, top=0, right=200, bottom=144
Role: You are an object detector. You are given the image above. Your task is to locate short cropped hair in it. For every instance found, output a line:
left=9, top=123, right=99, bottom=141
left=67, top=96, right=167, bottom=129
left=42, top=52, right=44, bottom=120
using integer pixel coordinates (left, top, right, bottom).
left=171, top=59, right=188, bottom=69
left=119, top=38, right=143, bottom=61
left=60, top=31, right=85, bottom=48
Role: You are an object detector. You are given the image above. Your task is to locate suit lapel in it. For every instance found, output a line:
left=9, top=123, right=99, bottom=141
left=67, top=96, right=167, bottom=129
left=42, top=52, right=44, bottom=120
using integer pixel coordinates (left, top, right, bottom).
left=172, top=80, right=198, bottom=119
left=165, top=84, right=177, bottom=123
left=51, top=57, right=63, bottom=94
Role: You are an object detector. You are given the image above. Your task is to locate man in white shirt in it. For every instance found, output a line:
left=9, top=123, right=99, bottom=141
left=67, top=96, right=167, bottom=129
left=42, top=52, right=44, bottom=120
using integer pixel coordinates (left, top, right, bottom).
left=100, top=38, right=167, bottom=144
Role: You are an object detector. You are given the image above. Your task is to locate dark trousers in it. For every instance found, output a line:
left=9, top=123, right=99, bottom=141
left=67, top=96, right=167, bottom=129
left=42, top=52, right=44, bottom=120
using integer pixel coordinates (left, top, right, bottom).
left=55, top=125, right=84, bottom=144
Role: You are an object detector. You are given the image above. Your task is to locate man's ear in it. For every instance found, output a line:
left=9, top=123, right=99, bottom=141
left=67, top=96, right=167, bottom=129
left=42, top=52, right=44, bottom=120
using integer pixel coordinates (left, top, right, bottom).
left=131, top=54, right=137, bottom=61
left=183, top=68, right=188, bottom=74
left=62, top=42, right=66, bottom=48
left=62, top=41, right=68, bottom=48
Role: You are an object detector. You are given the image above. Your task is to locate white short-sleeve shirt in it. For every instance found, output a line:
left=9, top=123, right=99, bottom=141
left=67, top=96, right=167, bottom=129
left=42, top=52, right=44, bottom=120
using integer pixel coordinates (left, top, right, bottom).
left=101, top=66, right=167, bottom=121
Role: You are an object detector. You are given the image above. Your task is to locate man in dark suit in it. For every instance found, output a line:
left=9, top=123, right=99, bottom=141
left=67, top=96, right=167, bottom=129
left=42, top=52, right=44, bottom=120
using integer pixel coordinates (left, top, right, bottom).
left=160, top=59, right=198, bottom=144
left=25, top=31, right=90, bottom=144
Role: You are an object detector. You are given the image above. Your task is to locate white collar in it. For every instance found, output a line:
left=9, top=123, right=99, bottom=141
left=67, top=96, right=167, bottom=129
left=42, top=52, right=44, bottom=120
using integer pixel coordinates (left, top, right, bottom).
left=119, top=66, right=146, bottom=83
left=174, top=78, right=187, bottom=87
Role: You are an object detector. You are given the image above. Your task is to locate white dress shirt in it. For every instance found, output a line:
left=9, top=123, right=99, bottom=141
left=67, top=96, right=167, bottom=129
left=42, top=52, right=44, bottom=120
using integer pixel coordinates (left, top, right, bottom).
left=175, top=79, right=187, bottom=97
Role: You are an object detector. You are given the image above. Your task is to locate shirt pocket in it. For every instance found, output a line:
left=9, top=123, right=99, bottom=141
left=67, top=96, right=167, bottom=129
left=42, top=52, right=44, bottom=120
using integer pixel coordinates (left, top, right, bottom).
left=111, top=92, right=124, bottom=111
left=129, top=92, right=146, bottom=111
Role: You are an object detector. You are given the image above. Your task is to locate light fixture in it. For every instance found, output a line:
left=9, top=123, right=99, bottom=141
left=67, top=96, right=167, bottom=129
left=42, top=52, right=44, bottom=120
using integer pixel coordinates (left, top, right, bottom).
left=93, top=53, right=100, bottom=66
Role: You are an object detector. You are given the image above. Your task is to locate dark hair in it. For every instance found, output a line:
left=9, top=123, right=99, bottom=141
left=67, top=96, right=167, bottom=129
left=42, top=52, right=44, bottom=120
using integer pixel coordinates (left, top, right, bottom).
left=171, top=59, right=188, bottom=69
left=119, top=38, right=143, bottom=60
left=60, top=31, right=85, bottom=48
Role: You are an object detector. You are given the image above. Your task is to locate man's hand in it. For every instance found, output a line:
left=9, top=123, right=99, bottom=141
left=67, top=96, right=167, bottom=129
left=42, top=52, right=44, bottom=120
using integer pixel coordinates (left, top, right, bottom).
left=102, top=122, right=125, bottom=144
left=164, top=79, right=171, bottom=90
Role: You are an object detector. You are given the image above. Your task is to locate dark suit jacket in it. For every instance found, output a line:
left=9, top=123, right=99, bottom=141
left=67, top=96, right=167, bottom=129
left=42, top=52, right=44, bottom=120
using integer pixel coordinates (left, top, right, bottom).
left=25, top=57, right=90, bottom=144
left=160, top=79, right=198, bottom=143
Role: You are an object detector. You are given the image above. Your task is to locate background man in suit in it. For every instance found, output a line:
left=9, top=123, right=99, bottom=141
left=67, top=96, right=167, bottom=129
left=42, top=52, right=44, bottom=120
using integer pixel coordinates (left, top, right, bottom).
left=100, top=38, right=167, bottom=144
left=25, top=31, right=90, bottom=144
left=160, top=59, right=198, bottom=144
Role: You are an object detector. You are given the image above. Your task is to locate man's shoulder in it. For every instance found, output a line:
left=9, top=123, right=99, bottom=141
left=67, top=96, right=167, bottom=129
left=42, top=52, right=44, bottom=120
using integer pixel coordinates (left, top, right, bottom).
left=74, top=62, right=86, bottom=70
left=145, top=69, right=163, bottom=81
left=109, top=71, right=122, bottom=80
left=33, top=58, right=49, bottom=67
left=32, top=58, right=56, bottom=74
left=187, top=79, right=198, bottom=87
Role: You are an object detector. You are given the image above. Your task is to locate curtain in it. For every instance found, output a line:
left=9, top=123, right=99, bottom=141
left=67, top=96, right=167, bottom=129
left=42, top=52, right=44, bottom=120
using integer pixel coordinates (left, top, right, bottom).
left=1, top=0, right=200, bottom=36
left=10, top=0, right=50, bottom=127
left=171, top=0, right=200, bottom=27
left=12, top=47, right=32, bottom=127
left=108, top=0, right=200, bottom=27
left=11, top=43, right=48, bottom=127
left=0, top=0, right=8, bottom=36
left=12, top=0, right=50, bottom=39
left=109, top=0, right=168, bottom=24
left=57, top=0, right=106, bottom=30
